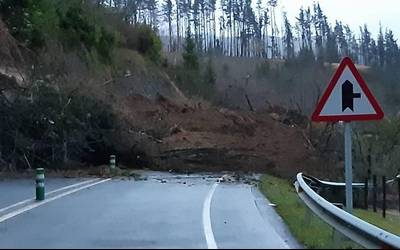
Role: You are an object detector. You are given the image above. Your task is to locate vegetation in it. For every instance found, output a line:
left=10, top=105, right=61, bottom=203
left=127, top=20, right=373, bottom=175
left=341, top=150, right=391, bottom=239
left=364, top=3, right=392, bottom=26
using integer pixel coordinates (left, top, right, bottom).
left=0, top=0, right=162, bottom=64
left=0, top=0, right=163, bottom=170
left=354, top=209, right=400, bottom=236
left=171, top=31, right=217, bottom=100
left=353, top=118, right=400, bottom=179
left=0, top=81, right=115, bottom=170
left=95, top=0, right=399, bottom=67
left=93, top=1, right=400, bottom=114
left=260, top=174, right=400, bottom=248
left=259, top=174, right=361, bottom=249
left=121, top=23, right=163, bottom=64
left=182, top=31, right=199, bottom=70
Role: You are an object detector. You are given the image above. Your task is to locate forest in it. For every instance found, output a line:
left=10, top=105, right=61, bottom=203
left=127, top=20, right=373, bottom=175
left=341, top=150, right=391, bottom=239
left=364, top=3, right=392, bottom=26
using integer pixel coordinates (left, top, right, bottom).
left=94, top=0, right=400, bottom=68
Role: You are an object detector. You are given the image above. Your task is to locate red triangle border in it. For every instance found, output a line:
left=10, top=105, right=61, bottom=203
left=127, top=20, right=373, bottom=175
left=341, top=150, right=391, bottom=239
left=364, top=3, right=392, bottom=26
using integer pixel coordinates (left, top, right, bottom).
left=312, top=57, right=384, bottom=122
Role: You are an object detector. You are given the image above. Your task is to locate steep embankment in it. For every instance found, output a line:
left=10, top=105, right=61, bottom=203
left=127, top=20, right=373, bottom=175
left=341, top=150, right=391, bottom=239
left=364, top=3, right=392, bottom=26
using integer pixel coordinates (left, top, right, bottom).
left=0, top=16, right=332, bottom=178
left=111, top=93, right=334, bottom=178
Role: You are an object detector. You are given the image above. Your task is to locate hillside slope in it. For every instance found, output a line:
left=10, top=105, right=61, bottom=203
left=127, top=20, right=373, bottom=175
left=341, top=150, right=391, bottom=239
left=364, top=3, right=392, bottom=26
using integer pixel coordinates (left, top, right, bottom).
left=0, top=12, right=336, bottom=179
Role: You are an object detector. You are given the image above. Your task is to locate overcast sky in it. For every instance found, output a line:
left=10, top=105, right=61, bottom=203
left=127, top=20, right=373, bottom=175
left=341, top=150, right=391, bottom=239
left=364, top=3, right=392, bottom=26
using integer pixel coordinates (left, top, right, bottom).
left=279, top=0, right=399, bottom=39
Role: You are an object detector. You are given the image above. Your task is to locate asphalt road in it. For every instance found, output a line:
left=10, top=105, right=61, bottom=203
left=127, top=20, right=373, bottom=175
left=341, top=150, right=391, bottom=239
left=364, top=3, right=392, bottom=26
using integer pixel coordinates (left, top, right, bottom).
left=0, top=172, right=301, bottom=249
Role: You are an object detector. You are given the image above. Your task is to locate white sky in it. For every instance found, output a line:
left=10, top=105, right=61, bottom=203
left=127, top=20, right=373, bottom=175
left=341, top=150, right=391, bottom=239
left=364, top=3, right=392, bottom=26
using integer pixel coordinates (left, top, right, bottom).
left=278, top=0, right=399, bottom=39
left=159, top=0, right=399, bottom=41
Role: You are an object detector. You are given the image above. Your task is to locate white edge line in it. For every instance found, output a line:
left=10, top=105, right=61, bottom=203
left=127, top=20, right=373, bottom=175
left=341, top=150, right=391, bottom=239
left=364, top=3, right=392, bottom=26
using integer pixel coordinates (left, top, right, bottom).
left=0, top=178, right=99, bottom=214
left=0, top=178, right=111, bottom=223
left=203, top=181, right=219, bottom=249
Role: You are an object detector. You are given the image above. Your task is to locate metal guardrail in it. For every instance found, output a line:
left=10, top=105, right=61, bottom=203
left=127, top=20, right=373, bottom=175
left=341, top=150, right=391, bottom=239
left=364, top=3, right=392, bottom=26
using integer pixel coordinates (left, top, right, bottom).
left=294, top=172, right=400, bottom=249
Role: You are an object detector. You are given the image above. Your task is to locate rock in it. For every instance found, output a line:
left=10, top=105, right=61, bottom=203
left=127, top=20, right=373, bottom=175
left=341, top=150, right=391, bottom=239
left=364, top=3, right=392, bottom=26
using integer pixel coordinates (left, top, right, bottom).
left=269, top=112, right=280, bottom=121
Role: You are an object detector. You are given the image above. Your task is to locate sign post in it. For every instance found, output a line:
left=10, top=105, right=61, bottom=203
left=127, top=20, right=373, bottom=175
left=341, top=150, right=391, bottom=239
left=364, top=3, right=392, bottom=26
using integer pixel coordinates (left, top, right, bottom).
left=312, top=57, right=384, bottom=213
left=344, top=122, right=353, bottom=212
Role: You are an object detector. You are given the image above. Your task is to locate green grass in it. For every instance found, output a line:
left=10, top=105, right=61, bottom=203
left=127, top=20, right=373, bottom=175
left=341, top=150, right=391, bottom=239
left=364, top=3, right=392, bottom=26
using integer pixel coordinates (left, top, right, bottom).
left=259, top=175, right=361, bottom=249
left=354, top=209, right=400, bottom=236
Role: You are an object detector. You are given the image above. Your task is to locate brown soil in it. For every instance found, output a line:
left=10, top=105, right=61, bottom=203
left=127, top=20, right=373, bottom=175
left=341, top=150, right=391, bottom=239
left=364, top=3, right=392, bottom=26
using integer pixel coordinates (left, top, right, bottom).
left=112, top=93, right=330, bottom=178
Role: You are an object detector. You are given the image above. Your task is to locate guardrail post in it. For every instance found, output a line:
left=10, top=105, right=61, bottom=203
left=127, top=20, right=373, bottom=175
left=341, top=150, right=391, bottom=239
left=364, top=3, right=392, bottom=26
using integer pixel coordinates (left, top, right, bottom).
left=36, top=168, right=45, bottom=201
left=364, top=177, right=368, bottom=210
left=373, top=175, right=377, bottom=212
left=398, top=177, right=400, bottom=213
left=382, top=176, right=386, bottom=218
left=332, top=228, right=342, bottom=248
left=302, top=207, right=312, bottom=227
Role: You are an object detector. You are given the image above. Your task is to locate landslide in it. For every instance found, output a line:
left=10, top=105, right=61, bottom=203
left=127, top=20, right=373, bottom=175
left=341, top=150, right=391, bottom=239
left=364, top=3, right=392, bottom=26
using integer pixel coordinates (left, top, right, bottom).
left=111, top=93, right=333, bottom=178
left=0, top=12, right=334, bottom=179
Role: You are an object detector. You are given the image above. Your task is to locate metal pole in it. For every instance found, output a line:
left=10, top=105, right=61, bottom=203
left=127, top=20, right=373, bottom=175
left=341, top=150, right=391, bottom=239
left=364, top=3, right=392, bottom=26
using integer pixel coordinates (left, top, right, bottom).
left=344, top=122, right=353, bottom=213
left=373, top=175, right=377, bottom=212
left=382, top=176, right=386, bottom=218
left=364, top=177, right=368, bottom=210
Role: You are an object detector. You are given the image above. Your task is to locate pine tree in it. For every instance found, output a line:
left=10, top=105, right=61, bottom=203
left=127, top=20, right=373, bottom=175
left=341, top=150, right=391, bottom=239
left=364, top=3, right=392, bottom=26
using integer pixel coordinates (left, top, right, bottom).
left=263, top=10, right=270, bottom=58
left=377, top=24, right=385, bottom=67
left=193, top=0, right=201, bottom=49
left=268, top=0, right=278, bottom=58
left=334, top=21, right=348, bottom=57
left=305, top=7, right=312, bottom=50
left=360, top=24, right=371, bottom=65
left=313, top=2, right=329, bottom=63
left=175, top=0, right=181, bottom=50
left=370, top=38, right=378, bottom=66
left=162, top=0, right=173, bottom=51
left=209, top=0, right=217, bottom=49
left=283, top=12, right=294, bottom=60
left=183, top=30, right=199, bottom=69
left=384, top=29, right=399, bottom=66
left=296, top=7, right=306, bottom=50
left=325, top=27, right=339, bottom=63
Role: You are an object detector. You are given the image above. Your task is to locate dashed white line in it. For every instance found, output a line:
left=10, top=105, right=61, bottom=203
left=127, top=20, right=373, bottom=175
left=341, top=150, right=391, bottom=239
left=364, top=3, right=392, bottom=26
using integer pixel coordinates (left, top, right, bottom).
left=203, top=182, right=219, bottom=249
left=0, top=178, right=99, bottom=214
left=0, top=178, right=111, bottom=223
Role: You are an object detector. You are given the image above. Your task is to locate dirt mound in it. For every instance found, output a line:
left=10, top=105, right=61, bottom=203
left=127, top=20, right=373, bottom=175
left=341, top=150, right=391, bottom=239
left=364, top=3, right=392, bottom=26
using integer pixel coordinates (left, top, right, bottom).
left=113, top=94, right=328, bottom=177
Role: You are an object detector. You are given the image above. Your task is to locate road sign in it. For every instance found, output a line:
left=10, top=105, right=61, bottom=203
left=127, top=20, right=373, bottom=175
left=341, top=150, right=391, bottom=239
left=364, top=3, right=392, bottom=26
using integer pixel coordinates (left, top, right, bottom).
left=312, top=57, right=384, bottom=122
left=311, top=57, right=384, bottom=214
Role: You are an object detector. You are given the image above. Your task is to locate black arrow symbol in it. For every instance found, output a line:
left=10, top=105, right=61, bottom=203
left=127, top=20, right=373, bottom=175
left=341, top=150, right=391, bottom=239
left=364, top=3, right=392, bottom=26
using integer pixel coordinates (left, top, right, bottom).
left=342, top=80, right=361, bottom=112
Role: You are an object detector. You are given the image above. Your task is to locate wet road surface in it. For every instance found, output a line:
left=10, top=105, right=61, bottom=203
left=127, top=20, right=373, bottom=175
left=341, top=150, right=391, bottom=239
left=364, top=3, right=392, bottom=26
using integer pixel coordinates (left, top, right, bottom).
left=0, top=172, right=301, bottom=249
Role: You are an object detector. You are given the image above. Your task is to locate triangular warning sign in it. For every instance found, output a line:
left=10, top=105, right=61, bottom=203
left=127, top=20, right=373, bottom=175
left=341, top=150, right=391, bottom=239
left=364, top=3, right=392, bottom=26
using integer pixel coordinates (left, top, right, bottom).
left=312, top=57, right=384, bottom=122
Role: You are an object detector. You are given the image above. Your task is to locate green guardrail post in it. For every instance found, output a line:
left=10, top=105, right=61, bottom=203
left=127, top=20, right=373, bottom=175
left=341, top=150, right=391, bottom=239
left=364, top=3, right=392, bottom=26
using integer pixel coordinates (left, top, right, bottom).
left=110, top=155, right=116, bottom=175
left=36, top=168, right=45, bottom=201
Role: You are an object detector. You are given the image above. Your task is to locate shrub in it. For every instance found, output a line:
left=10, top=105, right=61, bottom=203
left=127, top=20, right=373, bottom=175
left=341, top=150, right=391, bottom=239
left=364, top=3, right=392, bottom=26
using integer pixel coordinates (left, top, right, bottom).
left=0, top=81, right=115, bottom=169
left=0, top=0, right=57, bottom=49
left=201, top=57, right=217, bottom=99
left=120, top=23, right=162, bottom=64
left=255, top=62, right=271, bottom=78
left=0, top=0, right=116, bottom=61
left=58, top=3, right=116, bottom=62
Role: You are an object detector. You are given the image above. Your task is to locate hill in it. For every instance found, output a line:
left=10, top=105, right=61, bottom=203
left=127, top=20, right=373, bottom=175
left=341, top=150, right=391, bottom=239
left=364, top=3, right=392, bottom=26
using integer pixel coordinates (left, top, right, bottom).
left=0, top=1, right=347, bottom=179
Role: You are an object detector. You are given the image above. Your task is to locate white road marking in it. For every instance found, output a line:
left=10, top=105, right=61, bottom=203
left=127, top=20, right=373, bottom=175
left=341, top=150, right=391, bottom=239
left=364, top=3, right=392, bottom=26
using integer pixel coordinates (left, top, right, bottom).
left=0, top=178, right=99, bottom=214
left=203, top=181, right=219, bottom=249
left=0, top=178, right=111, bottom=223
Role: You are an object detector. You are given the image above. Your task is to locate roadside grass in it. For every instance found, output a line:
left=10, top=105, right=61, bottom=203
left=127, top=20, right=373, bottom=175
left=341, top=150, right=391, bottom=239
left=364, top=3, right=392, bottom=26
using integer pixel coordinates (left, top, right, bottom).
left=354, top=209, right=400, bottom=236
left=259, top=175, right=361, bottom=249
